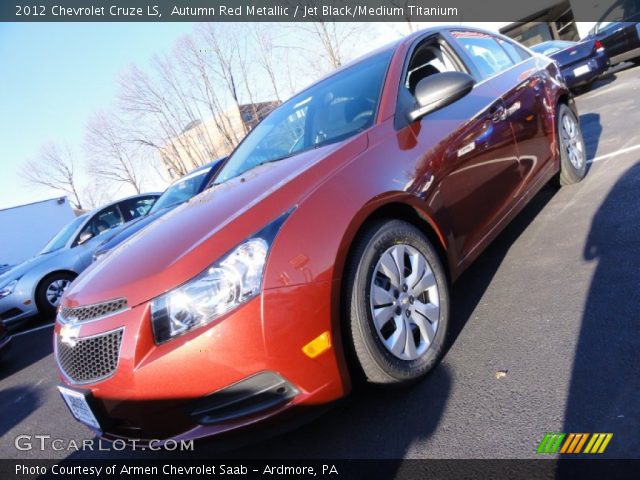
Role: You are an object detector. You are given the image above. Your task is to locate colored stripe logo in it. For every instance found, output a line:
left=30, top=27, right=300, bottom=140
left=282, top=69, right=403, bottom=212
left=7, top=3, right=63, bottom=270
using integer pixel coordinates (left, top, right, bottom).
left=537, top=433, right=613, bottom=454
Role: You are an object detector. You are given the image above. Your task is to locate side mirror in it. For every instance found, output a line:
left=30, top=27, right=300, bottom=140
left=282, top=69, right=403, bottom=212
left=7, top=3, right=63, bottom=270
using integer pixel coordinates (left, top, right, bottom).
left=77, top=231, right=93, bottom=245
left=408, top=71, right=475, bottom=122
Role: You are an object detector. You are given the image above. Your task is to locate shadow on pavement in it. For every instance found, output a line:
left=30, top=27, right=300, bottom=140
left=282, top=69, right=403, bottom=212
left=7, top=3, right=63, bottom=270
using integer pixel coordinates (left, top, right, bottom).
left=0, top=324, right=54, bottom=382
left=579, top=112, right=602, bottom=163
left=445, top=184, right=558, bottom=355
left=561, top=161, right=640, bottom=459
left=0, top=385, right=42, bottom=437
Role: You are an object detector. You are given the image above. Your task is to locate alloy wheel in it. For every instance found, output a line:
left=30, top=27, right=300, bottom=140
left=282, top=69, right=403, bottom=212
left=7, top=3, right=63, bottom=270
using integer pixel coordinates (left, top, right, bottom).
left=46, top=279, right=71, bottom=307
left=369, top=244, right=440, bottom=361
left=561, top=112, right=585, bottom=170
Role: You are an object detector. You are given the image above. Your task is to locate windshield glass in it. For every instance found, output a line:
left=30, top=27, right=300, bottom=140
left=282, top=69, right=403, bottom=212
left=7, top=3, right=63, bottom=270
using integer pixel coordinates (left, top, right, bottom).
left=40, top=215, right=87, bottom=254
left=150, top=168, right=210, bottom=213
left=213, top=49, right=393, bottom=185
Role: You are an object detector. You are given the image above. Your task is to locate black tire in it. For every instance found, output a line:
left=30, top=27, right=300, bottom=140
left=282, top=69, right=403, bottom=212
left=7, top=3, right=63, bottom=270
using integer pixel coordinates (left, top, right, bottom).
left=35, top=272, right=75, bottom=318
left=344, top=219, right=450, bottom=387
left=557, top=104, right=587, bottom=186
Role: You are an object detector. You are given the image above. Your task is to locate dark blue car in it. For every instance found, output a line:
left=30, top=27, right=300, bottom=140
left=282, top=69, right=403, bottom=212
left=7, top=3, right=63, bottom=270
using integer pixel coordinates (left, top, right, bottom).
left=92, top=158, right=225, bottom=262
left=531, top=39, right=609, bottom=90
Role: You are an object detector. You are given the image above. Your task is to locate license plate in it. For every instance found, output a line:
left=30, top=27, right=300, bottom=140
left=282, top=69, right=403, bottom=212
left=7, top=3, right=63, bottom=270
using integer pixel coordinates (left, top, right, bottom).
left=573, top=65, right=590, bottom=76
left=58, top=386, right=101, bottom=430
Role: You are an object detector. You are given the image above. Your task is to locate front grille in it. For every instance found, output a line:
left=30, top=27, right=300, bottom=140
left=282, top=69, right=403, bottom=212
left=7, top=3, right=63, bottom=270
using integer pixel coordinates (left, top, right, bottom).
left=56, top=329, right=123, bottom=384
left=59, top=298, right=127, bottom=324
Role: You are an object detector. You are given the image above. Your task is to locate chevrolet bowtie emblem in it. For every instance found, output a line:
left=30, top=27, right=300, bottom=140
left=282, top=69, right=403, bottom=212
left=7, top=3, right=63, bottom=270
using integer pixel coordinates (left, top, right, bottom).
left=60, top=324, right=81, bottom=347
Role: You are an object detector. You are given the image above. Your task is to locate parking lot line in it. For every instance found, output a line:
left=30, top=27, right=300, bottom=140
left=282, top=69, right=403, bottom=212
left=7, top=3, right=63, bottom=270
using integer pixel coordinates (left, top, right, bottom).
left=11, top=322, right=54, bottom=337
left=589, top=143, right=640, bottom=164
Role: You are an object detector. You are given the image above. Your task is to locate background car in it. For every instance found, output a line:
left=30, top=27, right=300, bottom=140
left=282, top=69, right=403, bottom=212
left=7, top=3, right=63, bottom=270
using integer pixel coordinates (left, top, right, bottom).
left=0, top=193, right=159, bottom=323
left=585, top=20, right=640, bottom=66
left=92, top=158, right=225, bottom=263
left=531, top=39, right=609, bottom=90
left=55, top=27, right=586, bottom=442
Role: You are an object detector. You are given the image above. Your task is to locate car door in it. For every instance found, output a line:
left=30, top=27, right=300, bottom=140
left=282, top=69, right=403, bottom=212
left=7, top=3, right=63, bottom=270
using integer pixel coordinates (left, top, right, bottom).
left=397, top=33, right=522, bottom=262
left=453, top=32, right=555, bottom=194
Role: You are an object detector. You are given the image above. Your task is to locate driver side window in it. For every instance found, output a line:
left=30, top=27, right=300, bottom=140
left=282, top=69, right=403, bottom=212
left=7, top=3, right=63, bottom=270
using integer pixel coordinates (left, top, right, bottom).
left=76, top=206, right=124, bottom=244
left=405, top=39, right=461, bottom=95
left=394, top=35, right=465, bottom=129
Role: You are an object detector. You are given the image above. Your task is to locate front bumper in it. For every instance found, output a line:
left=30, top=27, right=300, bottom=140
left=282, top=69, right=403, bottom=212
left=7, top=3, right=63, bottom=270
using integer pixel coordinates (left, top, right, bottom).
left=54, top=281, right=347, bottom=441
left=0, top=290, right=37, bottom=324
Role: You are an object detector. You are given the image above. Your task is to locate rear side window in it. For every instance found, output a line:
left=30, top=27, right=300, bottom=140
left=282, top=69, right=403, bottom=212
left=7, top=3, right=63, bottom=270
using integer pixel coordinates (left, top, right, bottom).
left=497, top=38, right=531, bottom=63
left=452, top=31, right=515, bottom=80
left=76, top=205, right=125, bottom=243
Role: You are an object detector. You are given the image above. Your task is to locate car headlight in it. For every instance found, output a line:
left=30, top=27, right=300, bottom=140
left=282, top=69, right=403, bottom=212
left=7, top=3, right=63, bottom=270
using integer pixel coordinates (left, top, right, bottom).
left=150, top=211, right=291, bottom=344
left=0, top=279, right=18, bottom=299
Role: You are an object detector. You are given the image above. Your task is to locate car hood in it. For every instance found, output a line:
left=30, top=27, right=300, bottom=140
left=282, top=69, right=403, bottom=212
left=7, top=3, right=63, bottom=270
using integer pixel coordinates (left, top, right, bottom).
left=64, top=136, right=367, bottom=308
left=0, top=250, right=66, bottom=285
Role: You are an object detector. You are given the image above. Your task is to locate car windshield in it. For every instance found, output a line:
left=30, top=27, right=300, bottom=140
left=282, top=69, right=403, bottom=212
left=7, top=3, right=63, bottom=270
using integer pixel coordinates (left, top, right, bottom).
left=213, top=49, right=393, bottom=185
left=149, top=168, right=210, bottom=213
left=531, top=41, right=575, bottom=55
left=40, top=215, right=87, bottom=254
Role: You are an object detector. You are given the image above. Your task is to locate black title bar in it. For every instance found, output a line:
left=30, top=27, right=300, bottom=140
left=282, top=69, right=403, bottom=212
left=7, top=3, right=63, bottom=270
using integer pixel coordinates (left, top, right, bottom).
left=2, top=0, right=640, bottom=22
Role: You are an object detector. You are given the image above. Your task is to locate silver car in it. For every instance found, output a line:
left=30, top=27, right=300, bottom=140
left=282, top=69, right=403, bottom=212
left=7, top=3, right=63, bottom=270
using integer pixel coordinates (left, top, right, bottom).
left=0, top=193, right=159, bottom=323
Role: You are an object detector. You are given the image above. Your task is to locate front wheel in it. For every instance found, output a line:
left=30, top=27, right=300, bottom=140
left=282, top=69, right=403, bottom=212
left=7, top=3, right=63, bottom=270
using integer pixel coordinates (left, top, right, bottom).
left=557, top=104, right=587, bottom=186
left=344, top=219, right=450, bottom=387
left=35, top=272, right=75, bottom=318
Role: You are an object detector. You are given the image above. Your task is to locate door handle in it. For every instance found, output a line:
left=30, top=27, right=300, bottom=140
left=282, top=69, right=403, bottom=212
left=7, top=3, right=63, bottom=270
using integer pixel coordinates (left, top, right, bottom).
left=491, top=105, right=507, bottom=123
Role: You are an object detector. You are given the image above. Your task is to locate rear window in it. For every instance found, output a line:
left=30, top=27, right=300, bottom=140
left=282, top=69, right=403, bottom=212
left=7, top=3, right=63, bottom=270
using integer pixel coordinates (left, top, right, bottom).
left=452, top=31, right=515, bottom=80
left=498, top=38, right=531, bottom=63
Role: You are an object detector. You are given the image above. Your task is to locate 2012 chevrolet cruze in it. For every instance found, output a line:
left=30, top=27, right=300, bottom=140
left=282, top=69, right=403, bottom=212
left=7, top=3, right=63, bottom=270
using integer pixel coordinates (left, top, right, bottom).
left=55, top=27, right=586, bottom=442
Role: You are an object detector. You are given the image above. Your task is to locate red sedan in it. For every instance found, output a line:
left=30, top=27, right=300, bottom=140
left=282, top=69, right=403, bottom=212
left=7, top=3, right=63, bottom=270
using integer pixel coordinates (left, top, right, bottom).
left=55, top=27, right=586, bottom=442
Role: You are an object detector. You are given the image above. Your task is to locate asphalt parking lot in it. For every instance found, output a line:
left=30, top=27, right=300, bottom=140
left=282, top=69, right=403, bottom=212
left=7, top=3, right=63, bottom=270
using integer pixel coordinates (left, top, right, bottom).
left=2, top=63, right=640, bottom=461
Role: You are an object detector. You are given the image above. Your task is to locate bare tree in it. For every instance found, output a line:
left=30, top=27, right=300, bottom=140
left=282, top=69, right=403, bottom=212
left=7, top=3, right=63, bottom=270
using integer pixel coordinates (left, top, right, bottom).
left=175, top=34, right=243, bottom=149
left=118, top=62, right=202, bottom=179
left=20, top=143, right=84, bottom=210
left=198, top=23, right=247, bottom=135
left=252, top=25, right=283, bottom=102
left=82, top=181, right=114, bottom=210
left=293, top=22, right=363, bottom=70
left=85, top=111, right=144, bottom=193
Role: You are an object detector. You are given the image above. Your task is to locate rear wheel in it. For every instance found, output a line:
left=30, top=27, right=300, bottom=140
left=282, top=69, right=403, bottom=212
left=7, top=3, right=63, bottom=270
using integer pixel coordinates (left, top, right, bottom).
left=35, top=272, right=75, bottom=318
left=557, top=104, right=587, bottom=186
left=344, top=219, right=450, bottom=387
